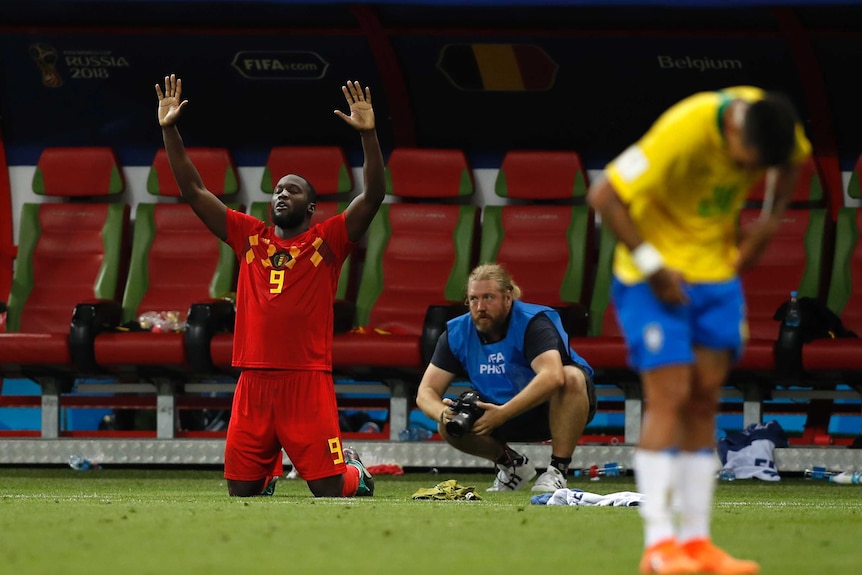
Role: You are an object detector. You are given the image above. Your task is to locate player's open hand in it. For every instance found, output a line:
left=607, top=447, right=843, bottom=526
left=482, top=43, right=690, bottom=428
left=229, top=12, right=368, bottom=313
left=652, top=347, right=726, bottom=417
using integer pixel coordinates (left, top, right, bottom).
left=334, top=81, right=375, bottom=132
left=648, top=268, right=688, bottom=305
left=471, top=401, right=505, bottom=436
left=155, top=74, right=188, bottom=127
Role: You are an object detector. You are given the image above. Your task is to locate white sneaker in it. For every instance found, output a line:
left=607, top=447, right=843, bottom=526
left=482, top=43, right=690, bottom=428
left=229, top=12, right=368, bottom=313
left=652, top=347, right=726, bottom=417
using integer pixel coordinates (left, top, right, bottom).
left=486, top=455, right=537, bottom=492
left=531, top=466, right=566, bottom=492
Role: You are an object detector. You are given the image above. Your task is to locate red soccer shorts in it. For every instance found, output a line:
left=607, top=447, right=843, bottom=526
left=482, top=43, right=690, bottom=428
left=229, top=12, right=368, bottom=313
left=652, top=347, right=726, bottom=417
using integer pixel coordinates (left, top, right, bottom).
left=224, top=369, right=348, bottom=482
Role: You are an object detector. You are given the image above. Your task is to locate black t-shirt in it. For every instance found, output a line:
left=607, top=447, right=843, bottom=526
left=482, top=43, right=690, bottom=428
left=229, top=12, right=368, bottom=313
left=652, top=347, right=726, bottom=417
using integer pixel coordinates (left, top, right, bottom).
left=430, top=312, right=573, bottom=377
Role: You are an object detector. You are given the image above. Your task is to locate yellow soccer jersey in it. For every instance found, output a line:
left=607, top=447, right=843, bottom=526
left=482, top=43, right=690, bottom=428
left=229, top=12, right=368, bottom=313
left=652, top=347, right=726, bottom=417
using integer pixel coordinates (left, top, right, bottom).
left=605, top=86, right=811, bottom=284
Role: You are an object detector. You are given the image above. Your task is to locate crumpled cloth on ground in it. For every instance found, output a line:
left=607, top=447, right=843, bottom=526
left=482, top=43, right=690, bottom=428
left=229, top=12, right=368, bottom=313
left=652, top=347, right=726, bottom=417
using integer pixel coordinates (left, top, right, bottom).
left=412, top=479, right=482, bottom=501
left=718, top=420, right=788, bottom=481
left=531, top=488, right=644, bottom=507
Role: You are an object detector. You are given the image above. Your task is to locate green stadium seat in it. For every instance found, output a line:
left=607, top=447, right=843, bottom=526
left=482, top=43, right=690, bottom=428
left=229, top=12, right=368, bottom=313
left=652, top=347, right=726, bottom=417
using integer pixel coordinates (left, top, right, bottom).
left=844, top=154, right=862, bottom=202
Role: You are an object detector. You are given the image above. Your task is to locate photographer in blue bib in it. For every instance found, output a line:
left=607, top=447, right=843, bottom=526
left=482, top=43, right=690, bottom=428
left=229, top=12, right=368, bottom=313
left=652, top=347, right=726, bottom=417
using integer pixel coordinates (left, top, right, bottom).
left=416, top=264, right=596, bottom=492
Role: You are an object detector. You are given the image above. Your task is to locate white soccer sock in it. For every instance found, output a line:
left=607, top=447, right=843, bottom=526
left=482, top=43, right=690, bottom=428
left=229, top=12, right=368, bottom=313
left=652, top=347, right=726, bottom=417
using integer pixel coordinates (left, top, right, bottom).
left=634, top=448, right=677, bottom=548
left=674, top=449, right=719, bottom=543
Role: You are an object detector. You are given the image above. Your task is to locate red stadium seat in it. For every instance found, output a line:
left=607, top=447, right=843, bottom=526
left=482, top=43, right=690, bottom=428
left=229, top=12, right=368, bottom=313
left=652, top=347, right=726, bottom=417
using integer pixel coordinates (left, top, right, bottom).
left=729, top=207, right=831, bottom=436
left=481, top=150, right=594, bottom=310
left=746, top=156, right=826, bottom=207
left=797, top=248, right=862, bottom=440
left=79, top=148, right=239, bottom=379
left=330, top=149, right=479, bottom=438
left=0, top=147, right=129, bottom=437
left=260, top=146, right=354, bottom=196
left=736, top=208, right=829, bottom=371
left=801, top=207, right=862, bottom=372
left=331, top=148, right=477, bottom=368
left=147, top=147, right=238, bottom=198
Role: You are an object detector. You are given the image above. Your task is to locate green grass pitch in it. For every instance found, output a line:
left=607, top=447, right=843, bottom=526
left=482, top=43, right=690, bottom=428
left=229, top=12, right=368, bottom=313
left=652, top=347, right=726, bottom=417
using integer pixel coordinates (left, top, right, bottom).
left=1, top=467, right=860, bottom=574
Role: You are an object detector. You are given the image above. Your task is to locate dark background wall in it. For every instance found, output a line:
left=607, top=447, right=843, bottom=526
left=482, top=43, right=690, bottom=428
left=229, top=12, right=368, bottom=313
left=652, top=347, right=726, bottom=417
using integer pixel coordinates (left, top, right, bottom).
left=1, top=0, right=861, bottom=174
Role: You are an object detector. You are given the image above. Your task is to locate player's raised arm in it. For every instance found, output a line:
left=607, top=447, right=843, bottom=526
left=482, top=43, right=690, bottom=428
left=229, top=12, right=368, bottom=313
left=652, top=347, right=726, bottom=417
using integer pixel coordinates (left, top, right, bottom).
left=156, top=73, right=228, bottom=241
left=735, top=162, right=800, bottom=273
left=335, top=80, right=385, bottom=242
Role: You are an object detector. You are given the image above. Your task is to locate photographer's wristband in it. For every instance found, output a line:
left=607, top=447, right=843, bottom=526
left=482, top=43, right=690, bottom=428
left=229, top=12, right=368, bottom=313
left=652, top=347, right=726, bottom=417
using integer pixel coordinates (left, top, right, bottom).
left=631, top=242, right=664, bottom=277
left=440, top=409, right=447, bottom=423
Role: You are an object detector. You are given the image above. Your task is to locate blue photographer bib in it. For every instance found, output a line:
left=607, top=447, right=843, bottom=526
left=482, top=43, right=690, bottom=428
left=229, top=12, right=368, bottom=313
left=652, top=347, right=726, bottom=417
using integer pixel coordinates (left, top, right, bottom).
left=446, top=300, right=591, bottom=405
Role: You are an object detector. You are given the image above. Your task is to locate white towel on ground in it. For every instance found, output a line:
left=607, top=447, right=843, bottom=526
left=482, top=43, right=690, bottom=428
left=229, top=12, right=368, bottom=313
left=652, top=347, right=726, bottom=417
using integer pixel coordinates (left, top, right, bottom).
left=546, top=488, right=645, bottom=507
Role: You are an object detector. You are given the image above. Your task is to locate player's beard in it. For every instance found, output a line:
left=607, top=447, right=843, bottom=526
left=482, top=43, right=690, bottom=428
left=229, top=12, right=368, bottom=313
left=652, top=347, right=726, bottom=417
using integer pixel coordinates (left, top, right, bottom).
left=271, top=205, right=307, bottom=230
left=472, top=313, right=505, bottom=340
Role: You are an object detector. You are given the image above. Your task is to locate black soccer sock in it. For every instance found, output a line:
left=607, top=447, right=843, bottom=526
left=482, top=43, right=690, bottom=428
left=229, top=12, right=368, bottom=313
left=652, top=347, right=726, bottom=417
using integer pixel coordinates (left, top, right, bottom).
left=550, top=456, right=572, bottom=476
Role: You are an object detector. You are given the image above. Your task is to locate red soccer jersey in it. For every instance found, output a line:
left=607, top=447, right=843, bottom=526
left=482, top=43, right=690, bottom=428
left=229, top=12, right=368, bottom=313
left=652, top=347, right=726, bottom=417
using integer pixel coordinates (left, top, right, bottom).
left=225, top=209, right=355, bottom=370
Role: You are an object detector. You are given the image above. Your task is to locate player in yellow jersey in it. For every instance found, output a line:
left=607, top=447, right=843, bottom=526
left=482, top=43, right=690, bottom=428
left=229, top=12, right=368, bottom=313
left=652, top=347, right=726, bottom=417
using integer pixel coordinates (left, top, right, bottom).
left=588, top=87, right=810, bottom=575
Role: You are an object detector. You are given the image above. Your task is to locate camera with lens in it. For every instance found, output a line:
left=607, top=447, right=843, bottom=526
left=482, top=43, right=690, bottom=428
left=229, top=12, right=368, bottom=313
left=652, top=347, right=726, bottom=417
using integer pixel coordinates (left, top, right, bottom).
left=445, top=390, right=485, bottom=438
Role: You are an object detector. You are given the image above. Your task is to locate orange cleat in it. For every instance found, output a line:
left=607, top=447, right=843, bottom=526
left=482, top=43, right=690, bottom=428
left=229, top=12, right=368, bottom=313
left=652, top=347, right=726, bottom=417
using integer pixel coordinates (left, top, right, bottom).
left=639, top=539, right=701, bottom=574
left=681, top=538, right=761, bottom=575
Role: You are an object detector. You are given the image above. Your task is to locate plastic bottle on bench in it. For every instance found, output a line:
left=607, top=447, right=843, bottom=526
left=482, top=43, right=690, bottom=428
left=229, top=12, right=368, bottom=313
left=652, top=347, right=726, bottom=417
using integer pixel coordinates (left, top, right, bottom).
left=775, top=290, right=803, bottom=377
left=68, top=455, right=99, bottom=471
left=573, top=462, right=626, bottom=479
left=803, top=466, right=837, bottom=480
left=829, top=471, right=862, bottom=485
left=398, top=427, right=433, bottom=442
left=785, top=291, right=802, bottom=328
left=718, top=468, right=736, bottom=482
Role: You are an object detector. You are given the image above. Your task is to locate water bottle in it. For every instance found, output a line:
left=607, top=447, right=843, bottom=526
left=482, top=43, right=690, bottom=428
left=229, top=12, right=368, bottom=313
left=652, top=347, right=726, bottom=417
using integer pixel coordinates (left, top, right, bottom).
left=718, top=468, right=736, bottom=482
left=398, top=427, right=433, bottom=441
left=786, top=291, right=802, bottom=326
left=804, top=466, right=837, bottom=480
left=829, top=471, right=862, bottom=485
left=573, top=462, right=626, bottom=479
left=358, top=421, right=381, bottom=433
left=775, top=290, right=803, bottom=377
left=68, top=455, right=98, bottom=471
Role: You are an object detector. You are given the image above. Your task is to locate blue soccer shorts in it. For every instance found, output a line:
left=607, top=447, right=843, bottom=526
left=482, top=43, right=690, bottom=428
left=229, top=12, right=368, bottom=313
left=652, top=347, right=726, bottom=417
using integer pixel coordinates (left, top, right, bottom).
left=611, top=277, right=747, bottom=372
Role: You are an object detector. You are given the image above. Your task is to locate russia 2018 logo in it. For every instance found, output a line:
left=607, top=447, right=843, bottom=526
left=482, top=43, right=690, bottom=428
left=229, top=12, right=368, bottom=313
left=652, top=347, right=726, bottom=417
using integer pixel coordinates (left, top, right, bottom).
left=29, top=43, right=63, bottom=88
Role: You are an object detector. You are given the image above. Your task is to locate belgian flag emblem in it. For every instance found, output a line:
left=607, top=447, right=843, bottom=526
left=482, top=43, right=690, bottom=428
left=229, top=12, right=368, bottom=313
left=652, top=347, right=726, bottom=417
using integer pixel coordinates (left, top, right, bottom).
left=270, top=252, right=292, bottom=269
left=437, top=44, right=558, bottom=92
